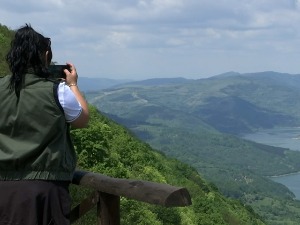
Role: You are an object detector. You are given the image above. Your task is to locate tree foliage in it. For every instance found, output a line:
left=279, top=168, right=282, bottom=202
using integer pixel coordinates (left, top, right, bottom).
left=70, top=105, right=265, bottom=225
left=0, top=24, right=14, bottom=76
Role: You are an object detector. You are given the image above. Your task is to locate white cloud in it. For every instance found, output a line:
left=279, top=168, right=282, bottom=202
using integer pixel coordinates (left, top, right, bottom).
left=1, top=0, right=300, bottom=79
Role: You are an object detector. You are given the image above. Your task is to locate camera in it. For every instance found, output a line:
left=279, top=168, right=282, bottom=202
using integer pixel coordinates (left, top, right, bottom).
left=48, top=65, right=71, bottom=79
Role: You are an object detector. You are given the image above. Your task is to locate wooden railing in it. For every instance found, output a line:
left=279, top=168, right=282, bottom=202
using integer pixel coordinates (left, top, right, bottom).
left=70, top=170, right=192, bottom=225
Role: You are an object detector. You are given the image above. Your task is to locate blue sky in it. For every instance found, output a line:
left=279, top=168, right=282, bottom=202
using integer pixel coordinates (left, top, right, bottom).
left=1, top=0, right=300, bottom=80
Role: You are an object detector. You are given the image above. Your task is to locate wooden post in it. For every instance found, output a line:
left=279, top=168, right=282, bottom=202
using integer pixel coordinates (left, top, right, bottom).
left=97, top=192, right=120, bottom=225
left=70, top=192, right=99, bottom=224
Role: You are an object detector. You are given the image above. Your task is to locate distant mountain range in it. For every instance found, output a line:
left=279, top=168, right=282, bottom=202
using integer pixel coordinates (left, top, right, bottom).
left=83, top=71, right=300, bottom=223
left=83, top=71, right=300, bottom=134
left=78, top=77, right=132, bottom=92
left=84, top=71, right=300, bottom=178
left=78, top=76, right=192, bottom=91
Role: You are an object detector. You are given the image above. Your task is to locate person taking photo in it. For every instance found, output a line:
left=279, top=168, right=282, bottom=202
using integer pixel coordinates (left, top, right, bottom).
left=0, top=24, right=89, bottom=225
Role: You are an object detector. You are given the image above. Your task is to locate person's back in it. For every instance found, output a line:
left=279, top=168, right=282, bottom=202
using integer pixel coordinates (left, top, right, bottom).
left=0, top=73, right=76, bottom=181
left=0, top=24, right=89, bottom=225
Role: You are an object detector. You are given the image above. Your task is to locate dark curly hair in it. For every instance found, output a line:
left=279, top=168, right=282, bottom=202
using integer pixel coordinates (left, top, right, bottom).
left=6, top=24, right=52, bottom=96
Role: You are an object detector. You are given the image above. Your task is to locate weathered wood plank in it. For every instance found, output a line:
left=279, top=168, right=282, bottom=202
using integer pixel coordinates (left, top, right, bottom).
left=72, top=170, right=192, bottom=207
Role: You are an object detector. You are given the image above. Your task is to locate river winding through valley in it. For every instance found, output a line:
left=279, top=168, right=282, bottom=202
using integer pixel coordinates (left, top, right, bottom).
left=242, top=127, right=300, bottom=199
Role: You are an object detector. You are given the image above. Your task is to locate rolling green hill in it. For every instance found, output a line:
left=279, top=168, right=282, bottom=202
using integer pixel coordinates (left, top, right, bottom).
left=93, top=72, right=300, bottom=135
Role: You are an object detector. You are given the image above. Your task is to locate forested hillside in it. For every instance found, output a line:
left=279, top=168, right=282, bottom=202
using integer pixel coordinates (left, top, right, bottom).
left=70, top=106, right=265, bottom=224
left=0, top=24, right=13, bottom=76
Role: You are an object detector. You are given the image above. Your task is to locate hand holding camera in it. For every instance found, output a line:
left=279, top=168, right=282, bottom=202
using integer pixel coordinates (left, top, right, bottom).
left=48, top=64, right=71, bottom=79
left=48, top=63, right=78, bottom=87
left=64, top=63, right=78, bottom=87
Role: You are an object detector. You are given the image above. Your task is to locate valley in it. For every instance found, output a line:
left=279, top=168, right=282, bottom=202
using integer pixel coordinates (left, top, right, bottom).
left=84, top=72, right=300, bottom=224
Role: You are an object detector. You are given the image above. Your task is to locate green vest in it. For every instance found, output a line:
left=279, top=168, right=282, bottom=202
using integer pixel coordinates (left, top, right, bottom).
left=0, top=73, right=76, bottom=181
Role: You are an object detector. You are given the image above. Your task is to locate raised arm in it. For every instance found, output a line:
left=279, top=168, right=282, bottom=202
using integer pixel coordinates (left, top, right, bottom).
left=64, top=63, right=89, bottom=128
